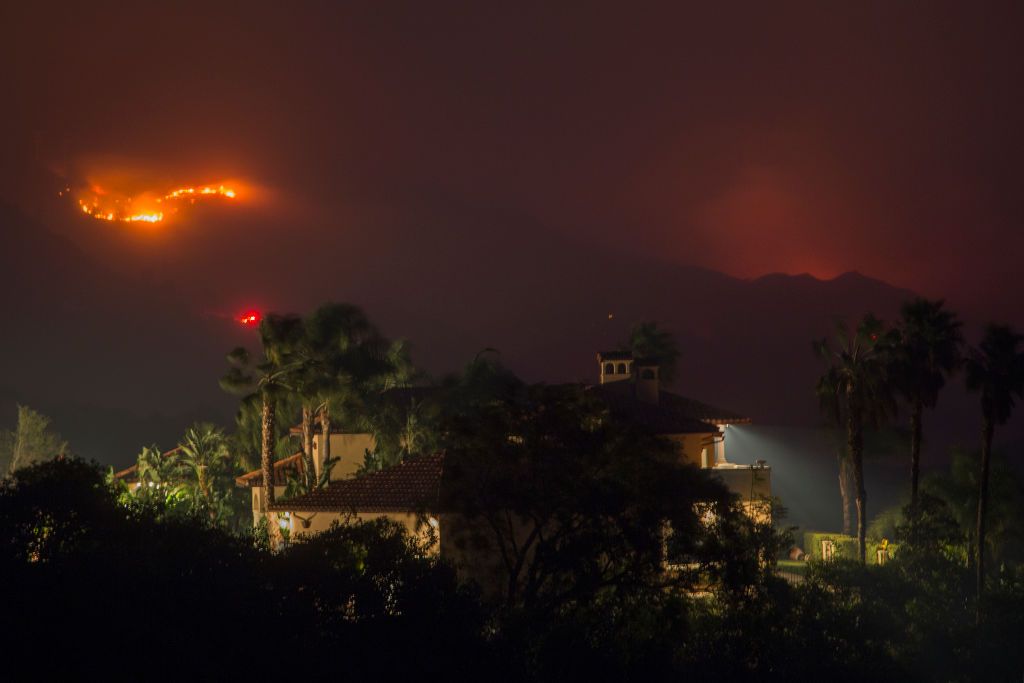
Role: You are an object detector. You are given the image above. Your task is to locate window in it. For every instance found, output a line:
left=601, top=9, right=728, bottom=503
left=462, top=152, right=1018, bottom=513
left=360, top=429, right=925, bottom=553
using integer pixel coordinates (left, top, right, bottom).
left=616, top=363, right=627, bottom=374
left=604, top=362, right=614, bottom=374
left=821, top=539, right=836, bottom=561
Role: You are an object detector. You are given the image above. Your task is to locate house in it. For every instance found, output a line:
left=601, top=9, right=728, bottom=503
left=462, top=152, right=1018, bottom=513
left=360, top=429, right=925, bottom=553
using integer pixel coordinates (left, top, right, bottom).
left=235, top=452, right=306, bottom=517
left=266, top=451, right=445, bottom=549
left=590, top=352, right=771, bottom=520
left=237, top=387, right=436, bottom=527
left=258, top=351, right=771, bottom=538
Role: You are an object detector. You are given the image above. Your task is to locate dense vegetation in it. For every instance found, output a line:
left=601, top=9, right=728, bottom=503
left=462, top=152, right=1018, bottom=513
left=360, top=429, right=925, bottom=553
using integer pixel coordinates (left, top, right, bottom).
left=2, top=455, right=1023, bottom=680
left=1, top=300, right=1022, bottom=680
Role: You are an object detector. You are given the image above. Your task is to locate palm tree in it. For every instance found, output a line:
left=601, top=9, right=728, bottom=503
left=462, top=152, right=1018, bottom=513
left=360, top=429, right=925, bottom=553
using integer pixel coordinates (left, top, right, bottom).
left=964, top=323, right=1024, bottom=619
left=814, top=314, right=897, bottom=563
left=891, top=298, right=963, bottom=511
left=136, top=444, right=181, bottom=494
left=177, top=423, right=230, bottom=502
left=621, top=321, right=680, bottom=385
left=304, top=303, right=394, bottom=476
left=221, top=315, right=302, bottom=511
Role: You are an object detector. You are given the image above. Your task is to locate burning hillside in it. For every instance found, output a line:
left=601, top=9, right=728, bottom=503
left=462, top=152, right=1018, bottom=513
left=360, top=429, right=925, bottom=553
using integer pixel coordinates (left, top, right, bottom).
left=63, top=182, right=238, bottom=224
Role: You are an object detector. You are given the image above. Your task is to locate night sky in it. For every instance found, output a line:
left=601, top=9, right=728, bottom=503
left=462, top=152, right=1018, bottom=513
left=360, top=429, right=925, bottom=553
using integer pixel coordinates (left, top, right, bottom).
left=1, top=1, right=1022, bottom=495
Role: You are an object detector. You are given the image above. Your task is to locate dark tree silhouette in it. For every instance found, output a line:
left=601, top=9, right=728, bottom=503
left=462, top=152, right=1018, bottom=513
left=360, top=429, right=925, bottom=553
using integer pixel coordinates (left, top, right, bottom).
left=964, top=323, right=1024, bottom=621
left=815, top=315, right=896, bottom=562
left=891, top=298, right=963, bottom=511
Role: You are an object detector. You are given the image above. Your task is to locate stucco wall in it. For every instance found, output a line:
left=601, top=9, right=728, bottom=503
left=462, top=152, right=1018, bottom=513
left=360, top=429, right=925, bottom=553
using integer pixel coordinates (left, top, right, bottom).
left=666, top=433, right=718, bottom=468
left=249, top=485, right=288, bottom=527
left=312, top=433, right=376, bottom=481
left=270, top=508, right=439, bottom=555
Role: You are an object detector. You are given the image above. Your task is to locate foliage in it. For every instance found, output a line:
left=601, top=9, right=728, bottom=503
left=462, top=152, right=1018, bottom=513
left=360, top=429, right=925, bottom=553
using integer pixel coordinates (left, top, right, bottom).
left=965, top=323, right=1024, bottom=427
left=868, top=504, right=905, bottom=541
left=437, top=356, right=779, bottom=615
left=963, top=323, right=1024, bottom=612
left=802, top=530, right=896, bottom=563
left=0, top=404, right=69, bottom=475
left=814, top=314, right=897, bottom=562
left=890, top=298, right=964, bottom=507
left=620, top=321, right=681, bottom=385
left=3, top=440, right=1024, bottom=680
left=0, top=458, right=491, bottom=679
left=361, top=389, right=442, bottom=471
left=228, top=392, right=298, bottom=472
left=923, top=447, right=1024, bottom=568
left=177, top=423, right=231, bottom=499
left=891, top=297, right=963, bottom=402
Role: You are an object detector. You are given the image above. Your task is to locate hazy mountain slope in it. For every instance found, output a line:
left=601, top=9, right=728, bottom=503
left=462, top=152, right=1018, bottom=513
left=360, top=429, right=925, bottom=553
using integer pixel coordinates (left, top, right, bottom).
left=4, top=199, right=1013, bottom=485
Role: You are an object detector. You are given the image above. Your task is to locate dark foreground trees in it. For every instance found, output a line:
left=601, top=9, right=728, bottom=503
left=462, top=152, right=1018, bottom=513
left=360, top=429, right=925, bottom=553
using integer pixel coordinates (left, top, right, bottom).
left=0, top=458, right=489, bottom=680
left=3, top=455, right=1024, bottom=681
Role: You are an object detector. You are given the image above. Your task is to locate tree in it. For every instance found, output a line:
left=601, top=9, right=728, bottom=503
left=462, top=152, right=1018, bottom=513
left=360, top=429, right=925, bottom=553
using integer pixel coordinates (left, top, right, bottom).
left=814, top=315, right=897, bottom=563
left=621, top=321, right=681, bottom=385
left=177, top=423, right=232, bottom=503
left=304, top=303, right=395, bottom=478
left=891, top=298, right=963, bottom=511
left=1, top=404, right=68, bottom=476
left=964, top=323, right=1024, bottom=619
left=438, top=356, right=764, bottom=613
left=221, top=315, right=303, bottom=511
left=133, top=443, right=182, bottom=504
left=924, top=447, right=1024, bottom=569
left=228, top=393, right=297, bottom=473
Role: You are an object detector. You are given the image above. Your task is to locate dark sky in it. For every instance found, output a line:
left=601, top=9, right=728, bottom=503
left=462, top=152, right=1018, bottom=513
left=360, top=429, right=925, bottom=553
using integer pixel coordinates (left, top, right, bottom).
left=1, top=2, right=1023, bottom=477
left=3, top=1, right=1023, bottom=320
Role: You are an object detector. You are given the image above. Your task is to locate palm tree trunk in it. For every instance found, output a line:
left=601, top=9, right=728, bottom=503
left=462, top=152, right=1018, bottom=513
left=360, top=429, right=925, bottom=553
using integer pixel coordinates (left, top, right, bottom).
left=838, top=453, right=853, bottom=536
left=320, top=403, right=331, bottom=481
left=848, top=408, right=867, bottom=563
left=301, top=404, right=315, bottom=490
left=261, top=394, right=276, bottom=509
left=976, top=416, right=994, bottom=624
left=198, top=465, right=209, bottom=500
left=910, top=400, right=923, bottom=511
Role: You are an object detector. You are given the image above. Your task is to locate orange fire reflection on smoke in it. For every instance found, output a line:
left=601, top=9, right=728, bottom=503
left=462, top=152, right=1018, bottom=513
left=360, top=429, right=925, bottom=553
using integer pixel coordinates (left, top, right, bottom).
left=74, top=183, right=238, bottom=224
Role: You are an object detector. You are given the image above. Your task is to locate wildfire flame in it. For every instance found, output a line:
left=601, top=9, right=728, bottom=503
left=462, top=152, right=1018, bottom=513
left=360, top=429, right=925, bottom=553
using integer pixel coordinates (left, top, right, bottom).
left=74, top=183, right=238, bottom=224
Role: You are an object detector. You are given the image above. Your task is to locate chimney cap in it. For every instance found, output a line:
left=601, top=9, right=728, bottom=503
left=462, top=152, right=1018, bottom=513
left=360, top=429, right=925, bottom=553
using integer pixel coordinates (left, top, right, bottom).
left=596, top=350, right=633, bottom=362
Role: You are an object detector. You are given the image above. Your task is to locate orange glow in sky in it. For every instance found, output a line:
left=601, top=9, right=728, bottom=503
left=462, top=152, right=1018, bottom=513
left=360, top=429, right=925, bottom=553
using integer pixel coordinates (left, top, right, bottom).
left=73, top=183, right=238, bottom=224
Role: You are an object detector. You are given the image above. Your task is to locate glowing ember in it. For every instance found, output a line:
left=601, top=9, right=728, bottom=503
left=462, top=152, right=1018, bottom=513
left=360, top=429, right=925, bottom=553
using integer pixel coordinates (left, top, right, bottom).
left=73, top=183, right=238, bottom=224
left=237, top=311, right=261, bottom=326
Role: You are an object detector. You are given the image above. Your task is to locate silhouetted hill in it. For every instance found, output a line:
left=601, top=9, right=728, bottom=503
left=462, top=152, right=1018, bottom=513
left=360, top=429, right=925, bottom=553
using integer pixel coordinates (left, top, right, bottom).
left=0, top=202, right=239, bottom=461
left=3, top=198, right=1016, bottom=493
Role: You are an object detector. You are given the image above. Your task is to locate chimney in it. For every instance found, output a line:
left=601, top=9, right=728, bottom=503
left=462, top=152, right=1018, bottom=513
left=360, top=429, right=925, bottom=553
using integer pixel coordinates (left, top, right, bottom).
left=597, top=352, right=633, bottom=384
left=635, top=362, right=659, bottom=405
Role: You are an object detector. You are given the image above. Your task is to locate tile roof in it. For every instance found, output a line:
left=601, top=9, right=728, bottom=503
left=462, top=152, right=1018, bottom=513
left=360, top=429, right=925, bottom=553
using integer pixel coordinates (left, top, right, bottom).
left=235, top=452, right=305, bottom=488
left=657, top=391, right=751, bottom=425
left=589, top=382, right=748, bottom=434
left=268, top=452, right=445, bottom=513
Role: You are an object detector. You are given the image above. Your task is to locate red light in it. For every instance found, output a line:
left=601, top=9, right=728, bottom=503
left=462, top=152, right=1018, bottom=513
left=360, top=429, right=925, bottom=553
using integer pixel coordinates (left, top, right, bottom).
left=237, top=310, right=261, bottom=327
